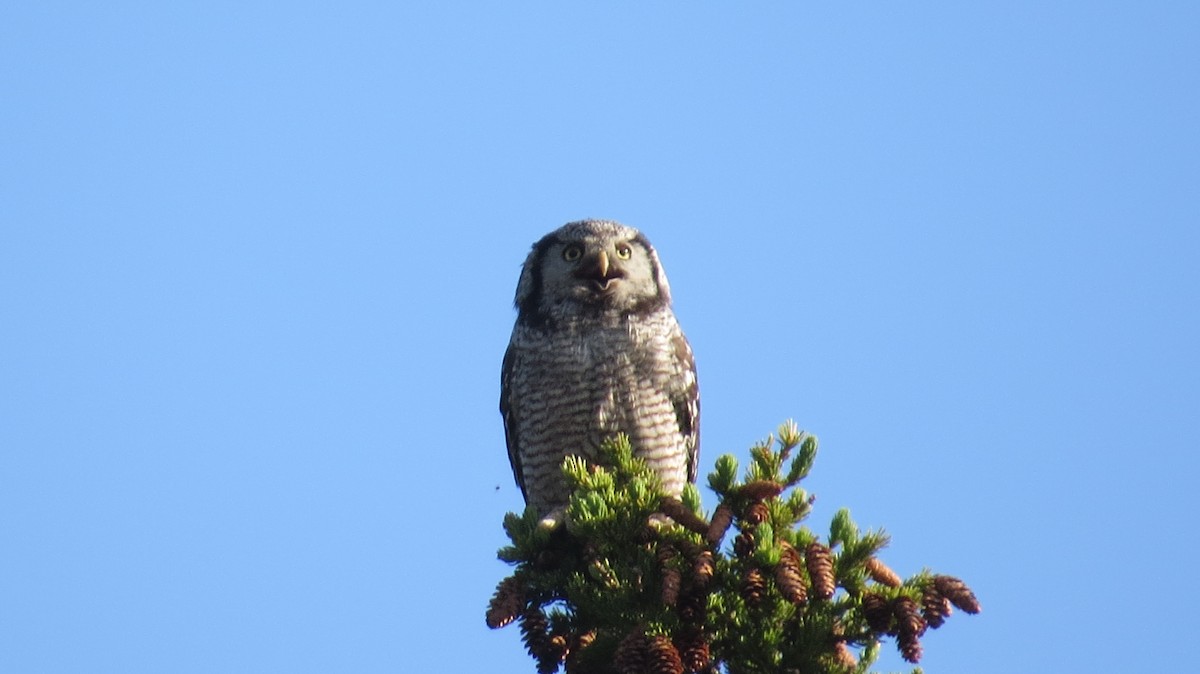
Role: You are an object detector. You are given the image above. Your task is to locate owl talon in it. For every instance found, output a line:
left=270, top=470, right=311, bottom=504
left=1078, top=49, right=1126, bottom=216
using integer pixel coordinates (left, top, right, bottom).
left=537, top=506, right=567, bottom=532
left=648, top=513, right=674, bottom=529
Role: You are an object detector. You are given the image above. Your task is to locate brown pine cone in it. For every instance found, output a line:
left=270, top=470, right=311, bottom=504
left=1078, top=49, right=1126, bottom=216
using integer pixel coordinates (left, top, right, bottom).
left=922, top=585, right=952, bottom=629
left=659, top=497, right=711, bottom=535
left=647, top=634, right=685, bottom=674
left=897, top=632, right=923, bottom=664
left=692, top=549, right=715, bottom=588
left=657, top=543, right=678, bottom=564
left=518, top=606, right=547, bottom=648
left=706, top=503, right=735, bottom=546
left=658, top=544, right=681, bottom=606
left=805, top=542, right=836, bottom=600
left=520, top=607, right=565, bottom=673
left=662, top=567, right=682, bottom=606
left=893, top=595, right=927, bottom=664
left=485, top=574, right=525, bottom=629
left=733, top=531, right=756, bottom=559
left=741, top=566, right=767, bottom=607
left=677, top=537, right=703, bottom=559
left=893, top=596, right=927, bottom=637
left=676, top=585, right=707, bottom=624
left=774, top=544, right=808, bottom=604
left=861, top=592, right=892, bottom=633
left=677, top=627, right=710, bottom=673
left=933, top=575, right=981, bottom=614
left=545, top=634, right=569, bottom=674
left=832, top=641, right=857, bottom=669
left=741, top=479, right=784, bottom=501
left=864, top=557, right=901, bottom=588
left=614, top=628, right=650, bottom=674
left=744, top=501, right=770, bottom=526
left=564, top=630, right=596, bottom=674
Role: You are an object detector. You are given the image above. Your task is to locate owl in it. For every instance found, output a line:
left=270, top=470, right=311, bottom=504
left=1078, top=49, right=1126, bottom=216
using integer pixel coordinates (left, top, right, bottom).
left=500, top=219, right=699, bottom=524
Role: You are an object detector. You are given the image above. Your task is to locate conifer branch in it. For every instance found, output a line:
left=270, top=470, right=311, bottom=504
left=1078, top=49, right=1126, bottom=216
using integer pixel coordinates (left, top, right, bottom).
left=487, top=423, right=980, bottom=673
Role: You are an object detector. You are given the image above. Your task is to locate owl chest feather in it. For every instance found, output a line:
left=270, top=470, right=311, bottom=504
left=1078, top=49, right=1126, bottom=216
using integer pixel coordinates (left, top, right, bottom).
left=515, top=317, right=678, bottom=444
left=503, top=219, right=697, bottom=514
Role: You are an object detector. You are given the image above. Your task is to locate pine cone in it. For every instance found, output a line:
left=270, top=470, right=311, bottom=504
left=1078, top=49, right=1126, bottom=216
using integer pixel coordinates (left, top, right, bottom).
left=706, top=503, right=735, bottom=546
left=893, top=596, right=926, bottom=664
left=893, top=596, right=926, bottom=636
left=676, top=585, right=707, bottom=624
left=677, top=537, right=703, bottom=559
left=861, top=592, right=892, bottom=633
left=864, top=557, right=901, bottom=588
left=662, top=567, right=682, bottom=606
left=921, top=585, right=951, bottom=629
left=741, top=479, right=784, bottom=501
left=520, top=607, right=565, bottom=673
left=564, top=630, right=596, bottom=674
left=647, top=634, right=685, bottom=674
left=658, top=544, right=681, bottom=605
left=518, top=606, right=548, bottom=653
left=614, top=628, right=649, bottom=674
left=774, top=544, right=808, bottom=604
left=805, top=542, right=836, bottom=600
left=656, top=543, right=677, bottom=567
left=692, top=549, right=715, bottom=588
left=733, top=531, right=756, bottom=559
left=744, top=501, right=770, bottom=526
left=897, top=632, right=923, bottom=665
left=677, top=627, right=710, bottom=673
left=832, top=641, right=857, bottom=669
left=486, top=574, right=525, bottom=628
left=933, top=575, right=981, bottom=614
left=741, top=566, right=767, bottom=607
left=545, top=634, right=568, bottom=674
left=659, top=497, right=710, bottom=535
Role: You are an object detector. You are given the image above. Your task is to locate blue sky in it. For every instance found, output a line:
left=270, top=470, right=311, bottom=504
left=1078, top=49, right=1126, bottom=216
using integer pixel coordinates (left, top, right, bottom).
left=2, top=3, right=1197, bottom=672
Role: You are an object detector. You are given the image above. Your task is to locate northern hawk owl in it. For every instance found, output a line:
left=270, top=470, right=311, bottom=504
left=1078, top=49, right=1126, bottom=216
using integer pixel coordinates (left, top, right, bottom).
left=500, top=219, right=699, bottom=522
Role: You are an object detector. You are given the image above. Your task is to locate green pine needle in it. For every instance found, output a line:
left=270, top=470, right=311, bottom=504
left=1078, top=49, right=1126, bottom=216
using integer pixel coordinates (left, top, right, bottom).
left=489, top=421, right=979, bottom=674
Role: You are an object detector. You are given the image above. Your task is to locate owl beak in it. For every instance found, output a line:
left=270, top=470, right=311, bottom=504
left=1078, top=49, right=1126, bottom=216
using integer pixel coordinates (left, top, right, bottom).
left=577, top=249, right=623, bottom=291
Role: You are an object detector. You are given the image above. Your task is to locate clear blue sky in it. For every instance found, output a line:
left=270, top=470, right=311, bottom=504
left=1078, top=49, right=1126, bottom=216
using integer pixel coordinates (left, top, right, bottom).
left=2, top=3, right=1197, bottom=672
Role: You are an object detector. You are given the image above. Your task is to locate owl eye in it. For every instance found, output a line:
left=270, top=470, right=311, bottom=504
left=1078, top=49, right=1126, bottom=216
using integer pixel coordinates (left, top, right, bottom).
left=562, top=245, right=583, bottom=261
left=615, top=243, right=633, bottom=260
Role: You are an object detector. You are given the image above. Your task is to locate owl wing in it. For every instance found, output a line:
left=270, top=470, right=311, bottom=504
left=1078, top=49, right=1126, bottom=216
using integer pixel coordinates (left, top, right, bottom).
left=670, top=332, right=701, bottom=483
left=499, top=342, right=529, bottom=502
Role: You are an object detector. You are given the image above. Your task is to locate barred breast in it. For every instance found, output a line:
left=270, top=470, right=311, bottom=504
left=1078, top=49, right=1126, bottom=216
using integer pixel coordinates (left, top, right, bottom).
left=503, top=310, right=697, bottom=517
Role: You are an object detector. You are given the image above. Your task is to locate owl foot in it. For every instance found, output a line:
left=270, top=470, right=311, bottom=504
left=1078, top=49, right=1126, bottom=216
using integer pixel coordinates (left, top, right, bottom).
left=537, top=506, right=567, bottom=532
left=647, top=513, right=675, bottom=530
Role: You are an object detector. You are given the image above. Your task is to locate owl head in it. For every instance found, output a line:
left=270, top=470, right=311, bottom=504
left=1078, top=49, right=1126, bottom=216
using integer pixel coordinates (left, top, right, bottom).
left=514, top=220, right=674, bottom=325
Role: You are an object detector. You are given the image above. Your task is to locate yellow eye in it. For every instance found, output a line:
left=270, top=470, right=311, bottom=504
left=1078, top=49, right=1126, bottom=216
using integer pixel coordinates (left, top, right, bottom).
left=562, top=245, right=583, bottom=261
left=615, top=243, right=633, bottom=260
